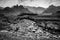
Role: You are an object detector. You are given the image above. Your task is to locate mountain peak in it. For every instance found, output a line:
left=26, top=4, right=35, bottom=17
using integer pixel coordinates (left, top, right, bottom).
left=43, top=5, right=60, bottom=13
left=48, top=5, right=56, bottom=8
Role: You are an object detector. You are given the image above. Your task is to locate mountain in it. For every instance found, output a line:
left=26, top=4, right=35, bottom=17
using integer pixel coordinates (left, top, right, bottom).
left=0, top=5, right=32, bottom=17
left=0, top=5, right=47, bottom=17
left=24, top=6, right=46, bottom=14
left=43, top=5, right=60, bottom=15
left=0, top=7, right=3, bottom=9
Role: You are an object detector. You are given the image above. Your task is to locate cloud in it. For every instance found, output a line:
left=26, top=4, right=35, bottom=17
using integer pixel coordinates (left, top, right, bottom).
left=18, top=0, right=60, bottom=8
left=0, top=0, right=60, bottom=8
left=0, top=0, right=18, bottom=7
left=18, top=0, right=51, bottom=8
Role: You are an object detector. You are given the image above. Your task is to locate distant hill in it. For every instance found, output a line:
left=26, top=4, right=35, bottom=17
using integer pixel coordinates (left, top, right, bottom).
left=43, top=5, right=60, bottom=14
left=0, top=5, right=31, bottom=17
left=0, top=7, right=3, bottom=9
left=42, top=5, right=60, bottom=16
left=24, top=6, right=46, bottom=14
left=0, top=5, right=46, bottom=17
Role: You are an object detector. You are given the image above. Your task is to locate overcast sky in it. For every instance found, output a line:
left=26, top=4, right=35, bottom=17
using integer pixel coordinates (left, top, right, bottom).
left=0, top=0, right=60, bottom=8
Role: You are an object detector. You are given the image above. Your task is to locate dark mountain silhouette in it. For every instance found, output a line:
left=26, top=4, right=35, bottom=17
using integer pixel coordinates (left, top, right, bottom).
left=0, top=5, right=31, bottom=17
left=0, top=5, right=46, bottom=18
left=43, top=5, right=60, bottom=15
left=0, top=7, right=3, bottom=9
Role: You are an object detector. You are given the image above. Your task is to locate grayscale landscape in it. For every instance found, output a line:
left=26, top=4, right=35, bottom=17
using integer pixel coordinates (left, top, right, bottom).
left=0, top=0, right=60, bottom=40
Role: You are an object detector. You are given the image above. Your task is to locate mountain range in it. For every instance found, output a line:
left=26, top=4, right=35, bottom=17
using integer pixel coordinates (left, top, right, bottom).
left=0, top=5, right=31, bottom=17
left=24, top=6, right=46, bottom=14
left=43, top=5, right=60, bottom=15
left=0, top=5, right=46, bottom=17
left=0, top=5, right=60, bottom=17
